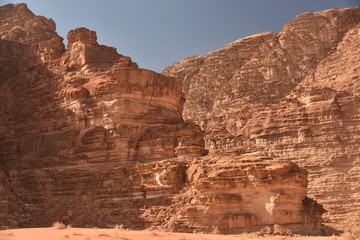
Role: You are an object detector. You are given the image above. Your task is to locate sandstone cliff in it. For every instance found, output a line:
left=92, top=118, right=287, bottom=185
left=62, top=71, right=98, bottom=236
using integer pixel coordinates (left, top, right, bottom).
left=0, top=3, right=322, bottom=234
left=163, top=7, right=360, bottom=230
left=142, top=155, right=324, bottom=235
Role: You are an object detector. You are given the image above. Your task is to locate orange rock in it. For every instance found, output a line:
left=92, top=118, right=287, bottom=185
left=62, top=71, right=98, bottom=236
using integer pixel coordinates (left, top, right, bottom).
left=0, top=3, right=203, bottom=229
left=0, top=3, right=325, bottom=235
left=67, top=28, right=98, bottom=48
left=163, top=6, right=360, bottom=231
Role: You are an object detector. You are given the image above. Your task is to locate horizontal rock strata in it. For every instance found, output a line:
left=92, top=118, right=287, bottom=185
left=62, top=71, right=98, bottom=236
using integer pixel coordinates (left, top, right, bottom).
left=163, top=7, right=360, bottom=230
left=142, top=155, right=324, bottom=235
left=0, top=3, right=323, bottom=234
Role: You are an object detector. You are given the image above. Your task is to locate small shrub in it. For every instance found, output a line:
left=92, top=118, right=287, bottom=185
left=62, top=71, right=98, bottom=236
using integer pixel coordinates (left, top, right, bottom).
left=52, top=221, right=67, bottom=229
left=211, top=226, right=219, bottom=234
left=114, top=224, right=124, bottom=229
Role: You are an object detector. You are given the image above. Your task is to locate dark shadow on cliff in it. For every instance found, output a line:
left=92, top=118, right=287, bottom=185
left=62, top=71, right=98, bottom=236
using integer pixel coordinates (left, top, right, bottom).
left=0, top=38, right=148, bottom=229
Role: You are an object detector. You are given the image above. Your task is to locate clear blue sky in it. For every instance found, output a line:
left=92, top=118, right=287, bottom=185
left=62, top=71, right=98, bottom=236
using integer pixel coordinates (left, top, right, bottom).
left=1, top=0, right=360, bottom=72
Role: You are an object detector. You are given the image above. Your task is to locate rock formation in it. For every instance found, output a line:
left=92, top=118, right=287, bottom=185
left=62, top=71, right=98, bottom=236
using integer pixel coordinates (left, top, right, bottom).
left=0, top=3, right=323, bottom=235
left=163, top=7, right=360, bottom=230
left=142, top=155, right=324, bottom=235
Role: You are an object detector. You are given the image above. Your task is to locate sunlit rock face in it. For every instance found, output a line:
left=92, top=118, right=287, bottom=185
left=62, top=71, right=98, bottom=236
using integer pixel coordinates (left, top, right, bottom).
left=0, top=3, right=323, bottom=234
left=163, top=7, right=360, bottom=230
left=142, top=155, right=324, bottom=235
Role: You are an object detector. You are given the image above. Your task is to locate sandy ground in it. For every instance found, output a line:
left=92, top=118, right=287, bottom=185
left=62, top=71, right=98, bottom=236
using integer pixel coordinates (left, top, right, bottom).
left=0, top=228, right=338, bottom=240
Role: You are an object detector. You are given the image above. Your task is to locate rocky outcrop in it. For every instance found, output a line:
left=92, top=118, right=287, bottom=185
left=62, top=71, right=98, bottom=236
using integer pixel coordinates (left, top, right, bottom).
left=0, top=3, right=323, bottom=234
left=0, top=3, right=205, bottom=228
left=142, top=155, right=324, bottom=235
left=0, top=3, right=64, bottom=62
left=163, top=7, right=360, bottom=230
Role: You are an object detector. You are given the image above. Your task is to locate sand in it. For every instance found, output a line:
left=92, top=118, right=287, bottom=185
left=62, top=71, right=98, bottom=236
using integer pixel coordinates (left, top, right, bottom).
left=0, top=228, right=337, bottom=240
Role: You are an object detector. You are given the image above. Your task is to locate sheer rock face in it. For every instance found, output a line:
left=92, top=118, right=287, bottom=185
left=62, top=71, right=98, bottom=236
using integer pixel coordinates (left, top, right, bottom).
left=163, top=7, right=360, bottom=229
left=0, top=3, right=205, bottom=228
left=0, top=3, right=322, bottom=234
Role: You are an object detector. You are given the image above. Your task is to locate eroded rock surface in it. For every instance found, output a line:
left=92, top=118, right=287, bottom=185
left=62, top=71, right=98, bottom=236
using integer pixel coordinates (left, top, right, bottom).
left=142, top=156, right=324, bottom=235
left=0, top=3, right=205, bottom=228
left=0, top=3, right=322, bottom=234
left=163, top=7, right=360, bottom=230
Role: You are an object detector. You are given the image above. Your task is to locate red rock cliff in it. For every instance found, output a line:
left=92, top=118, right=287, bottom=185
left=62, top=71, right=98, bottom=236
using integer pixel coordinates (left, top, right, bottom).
left=163, top=7, right=360, bottom=231
left=0, top=3, right=323, bottom=234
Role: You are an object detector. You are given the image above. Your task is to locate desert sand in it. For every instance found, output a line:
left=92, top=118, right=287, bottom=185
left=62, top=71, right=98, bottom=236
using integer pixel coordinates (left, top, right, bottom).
left=0, top=228, right=337, bottom=240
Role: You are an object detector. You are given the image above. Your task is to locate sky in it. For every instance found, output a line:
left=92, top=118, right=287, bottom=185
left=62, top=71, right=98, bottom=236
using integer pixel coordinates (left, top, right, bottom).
left=1, top=0, right=360, bottom=72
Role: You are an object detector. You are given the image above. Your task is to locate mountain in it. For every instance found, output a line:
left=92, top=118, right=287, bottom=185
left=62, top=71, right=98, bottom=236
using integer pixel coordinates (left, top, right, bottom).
left=2, top=3, right=353, bottom=235
left=163, top=6, right=360, bottom=231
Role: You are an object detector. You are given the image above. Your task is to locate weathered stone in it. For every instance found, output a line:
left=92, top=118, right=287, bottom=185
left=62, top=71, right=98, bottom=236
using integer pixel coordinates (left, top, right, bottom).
left=0, top=3, right=204, bottom=228
left=163, top=6, right=360, bottom=230
left=142, top=156, right=324, bottom=235
left=0, top=3, right=323, bottom=234
left=67, top=28, right=98, bottom=48
left=0, top=3, right=65, bottom=61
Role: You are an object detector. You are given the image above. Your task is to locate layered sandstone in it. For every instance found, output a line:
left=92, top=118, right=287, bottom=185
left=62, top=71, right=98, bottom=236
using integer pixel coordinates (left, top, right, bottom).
left=163, top=7, right=360, bottom=230
left=142, top=155, right=324, bottom=235
left=0, top=3, right=322, bottom=234
left=0, top=3, right=205, bottom=228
